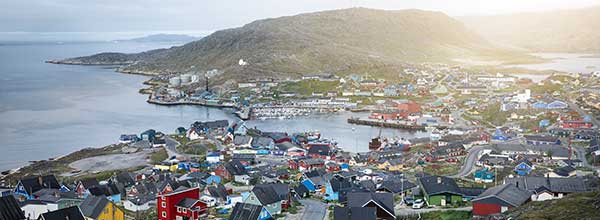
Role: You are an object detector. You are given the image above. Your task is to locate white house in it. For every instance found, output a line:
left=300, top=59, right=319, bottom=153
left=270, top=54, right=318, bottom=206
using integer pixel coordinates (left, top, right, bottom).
left=21, top=201, right=55, bottom=220
left=123, top=196, right=154, bottom=212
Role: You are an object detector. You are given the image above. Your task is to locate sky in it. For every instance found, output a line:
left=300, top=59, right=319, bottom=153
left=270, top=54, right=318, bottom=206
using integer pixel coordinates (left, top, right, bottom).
left=1, top=0, right=599, bottom=41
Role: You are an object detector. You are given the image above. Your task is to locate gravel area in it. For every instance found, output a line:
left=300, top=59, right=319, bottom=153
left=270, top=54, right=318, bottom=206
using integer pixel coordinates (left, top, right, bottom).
left=69, top=151, right=149, bottom=173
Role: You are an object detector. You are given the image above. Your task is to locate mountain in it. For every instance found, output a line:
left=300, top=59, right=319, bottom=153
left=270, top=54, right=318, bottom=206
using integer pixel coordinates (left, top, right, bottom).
left=56, top=8, right=532, bottom=84
left=117, top=34, right=202, bottom=43
left=461, top=6, right=600, bottom=53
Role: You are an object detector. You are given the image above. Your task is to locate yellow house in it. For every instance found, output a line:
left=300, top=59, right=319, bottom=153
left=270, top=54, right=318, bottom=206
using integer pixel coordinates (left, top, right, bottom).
left=154, top=162, right=178, bottom=172
left=378, top=159, right=403, bottom=171
left=80, top=196, right=125, bottom=220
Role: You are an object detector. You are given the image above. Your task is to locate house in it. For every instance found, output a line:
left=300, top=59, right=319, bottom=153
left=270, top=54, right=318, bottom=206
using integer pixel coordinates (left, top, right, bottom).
left=298, top=158, right=325, bottom=171
left=215, top=160, right=247, bottom=181
left=206, top=152, right=224, bottom=164
left=472, top=183, right=531, bottom=218
left=80, top=196, right=124, bottom=220
left=514, top=160, right=534, bottom=176
left=418, top=176, right=464, bottom=207
left=325, top=176, right=353, bottom=201
left=473, top=169, right=495, bottom=183
left=505, top=176, right=590, bottom=201
left=524, top=135, right=561, bottom=145
left=547, top=100, right=568, bottom=109
left=228, top=203, right=271, bottom=220
left=38, top=206, right=85, bottom=220
left=244, top=185, right=283, bottom=215
left=251, top=137, right=275, bottom=149
left=376, top=178, right=417, bottom=196
left=546, top=166, right=577, bottom=178
left=557, top=159, right=584, bottom=167
left=87, top=183, right=122, bottom=203
left=254, top=184, right=291, bottom=210
left=14, top=175, right=61, bottom=200
left=307, top=145, right=334, bottom=160
left=75, top=178, right=99, bottom=198
left=347, top=192, right=395, bottom=219
left=301, top=169, right=329, bottom=192
left=20, top=200, right=51, bottom=219
left=123, top=194, right=155, bottom=212
left=0, top=196, right=25, bottom=220
left=560, top=121, right=593, bottom=129
left=204, top=183, right=229, bottom=206
left=333, top=206, right=377, bottom=220
left=157, top=187, right=204, bottom=220
left=234, top=135, right=253, bottom=148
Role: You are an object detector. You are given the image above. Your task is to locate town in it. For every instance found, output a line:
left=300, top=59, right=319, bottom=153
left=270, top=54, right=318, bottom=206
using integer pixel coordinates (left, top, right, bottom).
left=1, top=62, right=600, bottom=220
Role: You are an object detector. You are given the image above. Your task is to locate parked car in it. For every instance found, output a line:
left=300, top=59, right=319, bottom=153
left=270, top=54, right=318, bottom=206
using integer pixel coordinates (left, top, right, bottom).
left=403, top=197, right=414, bottom=206
left=412, top=199, right=425, bottom=209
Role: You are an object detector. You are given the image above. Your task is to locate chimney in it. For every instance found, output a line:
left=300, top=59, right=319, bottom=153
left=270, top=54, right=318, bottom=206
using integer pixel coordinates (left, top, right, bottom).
left=437, top=177, right=442, bottom=184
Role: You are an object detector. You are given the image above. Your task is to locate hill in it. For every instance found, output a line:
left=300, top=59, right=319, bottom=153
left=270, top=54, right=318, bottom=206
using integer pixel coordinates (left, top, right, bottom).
left=461, top=6, right=600, bottom=53
left=506, top=190, right=600, bottom=220
left=56, top=8, right=535, bottom=84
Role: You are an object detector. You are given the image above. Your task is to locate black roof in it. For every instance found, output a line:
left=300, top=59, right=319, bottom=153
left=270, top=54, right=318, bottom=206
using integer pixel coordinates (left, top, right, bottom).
left=79, top=196, right=109, bottom=219
left=0, top=196, right=25, bottom=220
left=333, top=206, right=377, bottom=220
left=346, top=192, right=394, bottom=217
left=459, top=187, right=486, bottom=197
left=79, top=178, right=99, bottom=189
left=229, top=203, right=264, bottom=220
left=176, top=198, right=199, bottom=208
left=378, top=179, right=416, bottom=193
left=473, top=183, right=531, bottom=207
left=192, top=120, right=229, bottom=130
left=307, top=145, right=332, bottom=156
left=19, top=175, right=61, bottom=195
left=294, top=184, right=310, bottom=196
left=115, top=172, right=135, bottom=187
left=505, top=176, right=589, bottom=193
left=39, top=206, right=85, bottom=220
left=330, top=177, right=354, bottom=193
left=207, top=184, right=228, bottom=200
left=255, top=184, right=289, bottom=201
left=252, top=185, right=281, bottom=205
left=225, top=160, right=248, bottom=176
left=419, top=176, right=463, bottom=196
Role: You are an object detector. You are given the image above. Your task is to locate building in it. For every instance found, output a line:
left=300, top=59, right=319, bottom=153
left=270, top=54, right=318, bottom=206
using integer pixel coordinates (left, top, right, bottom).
left=418, top=176, right=464, bottom=207
left=244, top=185, right=283, bottom=215
left=505, top=176, right=590, bottom=201
left=472, top=184, right=531, bottom=218
left=157, top=187, right=205, bottom=220
left=80, top=196, right=125, bottom=220
left=228, top=202, right=271, bottom=220
left=346, top=192, right=395, bottom=219
left=39, top=206, right=85, bottom=220
left=14, top=175, right=61, bottom=200
left=0, top=196, right=25, bottom=220
left=524, top=135, right=561, bottom=145
left=514, top=160, right=534, bottom=176
left=333, top=206, right=377, bottom=220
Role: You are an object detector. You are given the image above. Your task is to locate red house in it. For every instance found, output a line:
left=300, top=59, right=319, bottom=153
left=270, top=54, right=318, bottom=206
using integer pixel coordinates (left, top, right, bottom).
left=397, top=101, right=421, bottom=113
left=369, top=111, right=406, bottom=120
left=298, top=158, right=325, bottom=171
left=157, top=187, right=206, bottom=220
left=472, top=184, right=531, bottom=219
left=560, top=121, right=593, bottom=129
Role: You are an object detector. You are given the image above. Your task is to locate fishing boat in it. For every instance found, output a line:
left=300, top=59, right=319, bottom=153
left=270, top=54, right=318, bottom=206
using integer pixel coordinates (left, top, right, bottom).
left=306, top=131, right=321, bottom=141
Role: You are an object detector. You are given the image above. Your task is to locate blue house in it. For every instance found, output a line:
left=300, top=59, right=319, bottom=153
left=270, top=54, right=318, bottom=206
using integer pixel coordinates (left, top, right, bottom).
left=204, top=175, right=222, bottom=185
left=493, top=128, right=510, bottom=141
left=301, top=179, right=316, bottom=191
left=531, top=101, right=548, bottom=109
left=547, top=100, right=568, bottom=109
left=514, top=160, right=533, bottom=176
left=473, top=168, right=495, bottom=183
left=140, top=129, right=156, bottom=142
left=539, top=119, right=551, bottom=128
left=14, top=175, right=61, bottom=200
left=324, top=177, right=352, bottom=201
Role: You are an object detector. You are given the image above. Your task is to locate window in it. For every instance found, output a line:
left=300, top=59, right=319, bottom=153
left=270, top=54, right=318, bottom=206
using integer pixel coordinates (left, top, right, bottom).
left=104, top=208, right=109, bottom=214
left=182, top=208, right=187, bottom=213
left=177, top=207, right=182, bottom=212
left=162, top=201, right=166, bottom=208
left=162, top=211, right=167, bottom=218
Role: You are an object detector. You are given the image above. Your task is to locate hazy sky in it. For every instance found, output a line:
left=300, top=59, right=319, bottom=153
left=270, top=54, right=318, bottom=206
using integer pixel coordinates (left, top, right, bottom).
left=1, top=0, right=599, bottom=41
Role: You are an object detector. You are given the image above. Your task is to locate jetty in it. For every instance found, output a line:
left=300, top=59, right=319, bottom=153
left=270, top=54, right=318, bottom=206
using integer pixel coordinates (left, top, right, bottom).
left=347, top=117, right=448, bottom=131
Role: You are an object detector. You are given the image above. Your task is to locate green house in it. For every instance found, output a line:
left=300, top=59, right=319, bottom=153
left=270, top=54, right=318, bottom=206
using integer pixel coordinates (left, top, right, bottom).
left=418, top=176, right=464, bottom=206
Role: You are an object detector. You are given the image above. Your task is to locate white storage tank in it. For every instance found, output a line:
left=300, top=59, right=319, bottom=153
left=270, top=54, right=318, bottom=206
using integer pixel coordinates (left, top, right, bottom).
left=180, top=74, right=192, bottom=83
left=169, top=77, right=181, bottom=87
left=191, top=74, right=200, bottom=83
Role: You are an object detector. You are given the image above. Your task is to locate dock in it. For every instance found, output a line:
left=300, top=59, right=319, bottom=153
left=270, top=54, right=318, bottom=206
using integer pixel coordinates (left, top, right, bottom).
left=347, top=117, right=448, bottom=131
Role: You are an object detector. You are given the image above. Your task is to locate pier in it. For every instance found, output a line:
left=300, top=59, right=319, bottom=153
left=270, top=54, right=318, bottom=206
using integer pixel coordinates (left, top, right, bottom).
left=347, top=117, right=448, bottom=131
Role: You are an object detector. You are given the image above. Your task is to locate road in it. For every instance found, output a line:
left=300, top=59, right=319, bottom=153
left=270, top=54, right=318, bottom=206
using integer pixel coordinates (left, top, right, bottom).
left=449, top=146, right=485, bottom=178
left=299, top=199, right=327, bottom=220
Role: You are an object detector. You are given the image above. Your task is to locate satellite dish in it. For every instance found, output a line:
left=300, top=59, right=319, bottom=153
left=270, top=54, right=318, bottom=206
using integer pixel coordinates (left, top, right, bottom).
left=239, top=59, right=248, bottom=66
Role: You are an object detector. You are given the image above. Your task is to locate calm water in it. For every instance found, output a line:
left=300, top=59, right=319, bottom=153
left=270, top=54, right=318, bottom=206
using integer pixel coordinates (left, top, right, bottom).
left=0, top=42, right=424, bottom=171
left=509, top=53, right=600, bottom=73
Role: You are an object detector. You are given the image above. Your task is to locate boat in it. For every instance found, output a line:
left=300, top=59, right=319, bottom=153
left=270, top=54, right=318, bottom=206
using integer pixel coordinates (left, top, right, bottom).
left=306, top=131, right=321, bottom=141
left=369, top=137, right=382, bottom=151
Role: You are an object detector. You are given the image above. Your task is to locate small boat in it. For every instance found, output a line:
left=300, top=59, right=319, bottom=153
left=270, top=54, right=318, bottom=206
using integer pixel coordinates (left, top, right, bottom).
left=369, top=137, right=382, bottom=151
left=306, top=131, right=321, bottom=141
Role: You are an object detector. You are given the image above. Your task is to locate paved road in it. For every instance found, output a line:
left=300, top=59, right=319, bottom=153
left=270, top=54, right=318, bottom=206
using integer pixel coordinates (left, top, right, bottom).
left=299, top=199, right=327, bottom=220
left=449, top=146, right=485, bottom=178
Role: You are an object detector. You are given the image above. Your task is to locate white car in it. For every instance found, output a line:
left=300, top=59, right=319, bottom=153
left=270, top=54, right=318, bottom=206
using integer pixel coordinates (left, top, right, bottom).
left=412, top=199, right=425, bottom=209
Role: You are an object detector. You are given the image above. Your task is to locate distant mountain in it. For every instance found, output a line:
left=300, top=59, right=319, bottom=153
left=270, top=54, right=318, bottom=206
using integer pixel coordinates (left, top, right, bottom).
left=118, top=34, right=202, bottom=43
left=56, top=8, right=533, bottom=85
left=461, top=6, right=600, bottom=53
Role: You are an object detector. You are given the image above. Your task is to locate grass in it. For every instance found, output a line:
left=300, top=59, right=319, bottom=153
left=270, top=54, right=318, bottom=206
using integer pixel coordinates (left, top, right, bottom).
left=149, top=148, right=168, bottom=163
left=277, top=80, right=340, bottom=96
left=506, top=190, right=600, bottom=220
left=397, top=210, right=472, bottom=220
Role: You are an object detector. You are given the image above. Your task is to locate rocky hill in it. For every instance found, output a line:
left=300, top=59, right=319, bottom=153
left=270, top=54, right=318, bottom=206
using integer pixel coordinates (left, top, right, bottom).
left=461, top=6, right=600, bottom=53
left=56, top=8, right=530, bottom=82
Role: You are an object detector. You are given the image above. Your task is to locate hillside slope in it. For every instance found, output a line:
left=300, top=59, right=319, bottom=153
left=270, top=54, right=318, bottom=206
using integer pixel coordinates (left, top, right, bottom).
left=461, top=6, right=600, bottom=53
left=58, top=8, right=530, bottom=82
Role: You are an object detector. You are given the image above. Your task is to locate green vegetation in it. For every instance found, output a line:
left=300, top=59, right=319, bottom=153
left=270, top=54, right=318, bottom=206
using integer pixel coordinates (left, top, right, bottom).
left=397, top=210, right=472, bottom=220
left=150, top=148, right=168, bottom=163
left=277, top=80, right=340, bottom=96
left=506, top=190, right=600, bottom=220
left=480, top=102, right=509, bottom=127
